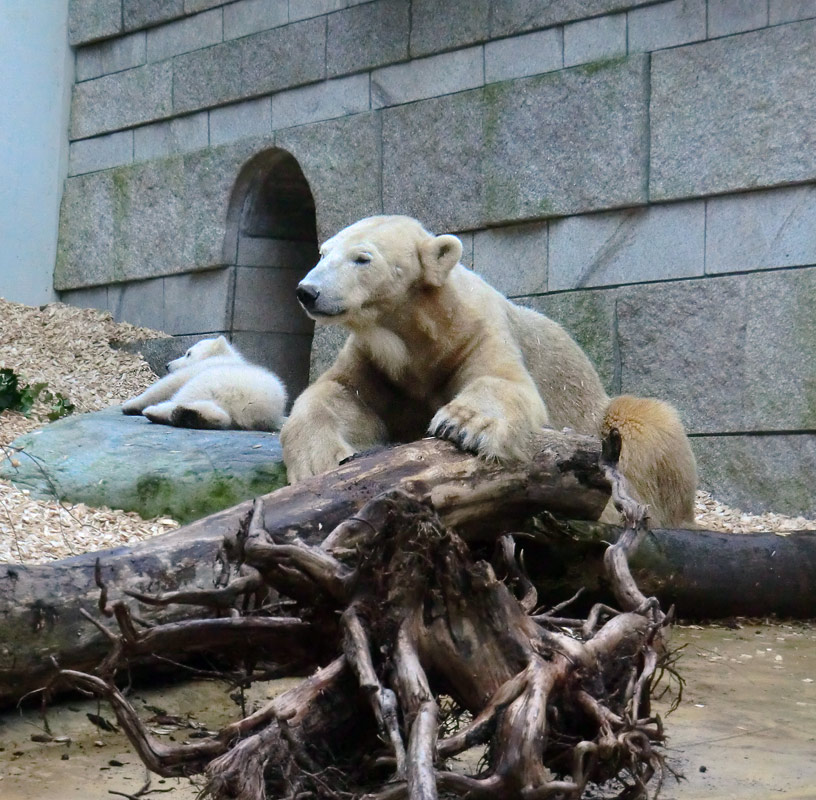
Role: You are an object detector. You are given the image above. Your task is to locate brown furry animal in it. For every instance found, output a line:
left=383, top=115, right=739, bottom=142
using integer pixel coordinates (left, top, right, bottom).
left=281, top=215, right=697, bottom=527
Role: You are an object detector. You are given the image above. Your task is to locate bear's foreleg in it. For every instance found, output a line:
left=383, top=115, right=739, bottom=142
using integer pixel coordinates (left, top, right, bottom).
left=121, top=372, right=189, bottom=415
left=281, top=380, right=388, bottom=483
left=430, top=375, right=549, bottom=462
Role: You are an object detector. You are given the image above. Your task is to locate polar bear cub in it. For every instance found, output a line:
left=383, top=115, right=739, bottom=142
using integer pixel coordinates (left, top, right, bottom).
left=122, top=336, right=287, bottom=431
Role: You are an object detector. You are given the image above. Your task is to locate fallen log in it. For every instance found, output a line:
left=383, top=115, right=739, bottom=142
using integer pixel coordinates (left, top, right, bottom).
left=54, top=482, right=670, bottom=800
left=0, top=430, right=610, bottom=707
left=526, top=517, right=816, bottom=619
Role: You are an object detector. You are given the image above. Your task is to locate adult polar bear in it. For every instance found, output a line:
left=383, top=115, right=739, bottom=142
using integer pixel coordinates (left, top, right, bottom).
left=281, top=215, right=697, bottom=527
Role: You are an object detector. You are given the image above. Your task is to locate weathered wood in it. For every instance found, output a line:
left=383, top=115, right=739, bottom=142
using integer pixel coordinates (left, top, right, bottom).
left=526, top=518, right=816, bottom=619
left=0, top=431, right=609, bottom=707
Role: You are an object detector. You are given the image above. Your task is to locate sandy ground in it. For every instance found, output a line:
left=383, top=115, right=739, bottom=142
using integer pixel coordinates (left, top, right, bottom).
left=1, top=622, right=814, bottom=799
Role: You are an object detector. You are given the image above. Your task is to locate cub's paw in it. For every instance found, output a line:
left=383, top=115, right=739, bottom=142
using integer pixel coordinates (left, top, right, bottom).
left=121, top=396, right=146, bottom=415
left=142, top=402, right=176, bottom=426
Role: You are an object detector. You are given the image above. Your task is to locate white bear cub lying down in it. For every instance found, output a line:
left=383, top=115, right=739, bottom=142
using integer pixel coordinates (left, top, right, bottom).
left=122, top=336, right=287, bottom=431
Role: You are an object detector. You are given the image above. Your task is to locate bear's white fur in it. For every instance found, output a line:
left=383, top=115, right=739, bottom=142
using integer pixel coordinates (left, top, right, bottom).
left=280, top=215, right=697, bottom=528
left=122, top=336, right=287, bottom=432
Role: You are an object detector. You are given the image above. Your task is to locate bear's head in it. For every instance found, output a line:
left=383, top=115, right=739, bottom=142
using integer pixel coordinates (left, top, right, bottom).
left=166, top=335, right=239, bottom=372
left=295, top=215, right=463, bottom=327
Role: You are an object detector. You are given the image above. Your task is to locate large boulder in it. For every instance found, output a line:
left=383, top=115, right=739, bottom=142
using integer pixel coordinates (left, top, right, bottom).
left=0, top=407, right=286, bottom=523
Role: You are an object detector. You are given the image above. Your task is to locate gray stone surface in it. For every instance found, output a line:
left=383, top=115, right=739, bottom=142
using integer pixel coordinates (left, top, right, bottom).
left=123, top=0, right=185, bottom=31
left=705, top=185, right=816, bottom=274
left=616, top=276, right=747, bottom=434
left=231, top=330, right=314, bottom=399
left=548, top=201, right=705, bottom=290
left=309, top=324, right=348, bottom=381
left=76, top=32, right=146, bottom=82
left=627, top=0, right=706, bottom=53
left=233, top=266, right=314, bottom=333
left=59, top=285, right=111, bottom=313
left=69, top=0, right=123, bottom=46
left=616, top=268, right=816, bottom=434
left=485, top=28, right=563, bottom=84
left=186, top=0, right=228, bottom=11
left=708, top=0, right=769, bottom=36
left=563, top=12, right=626, bottom=68
left=145, top=7, right=223, bottom=62
left=519, top=289, right=618, bottom=393
left=172, top=17, right=325, bottom=114
left=650, top=20, right=816, bottom=200
left=410, top=0, right=489, bottom=57
left=489, top=0, right=656, bottom=37
left=236, top=236, right=318, bottom=268
left=276, top=112, right=383, bottom=241
left=210, top=98, right=272, bottom=146
left=770, top=0, right=816, bottom=23
left=109, top=276, right=167, bottom=330
left=289, top=0, right=371, bottom=22
left=271, top=75, right=370, bottom=129
left=742, top=268, right=816, bottom=432
left=482, top=55, right=649, bottom=223
left=224, top=0, right=288, bottom=39
left=472, top=222, right=548, bottom=296
left=162, top=268, right=234, bottom=334
left=0, top=407, right=287, bottom=524
left=382, top=89, right=486, bottom=233
left=133, top=112, right=210, bottom=160
left=327, top=0, right=410, bottom=77
left=372, top=46, right=484, bottom=108
left=56, top=138, right=270, bottom=290
left=69, top=130, right=134, bottom=176
left=691, top=433, right=816, bottom=515
left=71, top=62, right=174, bottom=140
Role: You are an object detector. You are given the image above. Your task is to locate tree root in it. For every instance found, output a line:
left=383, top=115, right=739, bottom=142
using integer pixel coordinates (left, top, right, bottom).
left=50, top=434, right=673, bottom=800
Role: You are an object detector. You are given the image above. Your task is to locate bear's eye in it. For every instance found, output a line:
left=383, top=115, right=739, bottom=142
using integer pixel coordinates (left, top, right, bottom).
left=354, top=253, right=371, bottom=265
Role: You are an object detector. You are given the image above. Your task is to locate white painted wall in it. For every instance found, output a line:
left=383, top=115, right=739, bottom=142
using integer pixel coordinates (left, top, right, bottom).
left=0, top=1, right=72, bottom=306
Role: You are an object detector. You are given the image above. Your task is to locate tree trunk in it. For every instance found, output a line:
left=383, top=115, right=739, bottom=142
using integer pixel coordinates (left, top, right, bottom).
left=0, top=431, right=609, bottom=708
left=527, top=517, right=816, bottom=618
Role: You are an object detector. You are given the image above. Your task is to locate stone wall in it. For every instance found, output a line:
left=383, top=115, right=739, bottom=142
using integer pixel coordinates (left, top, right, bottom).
left=59, top=0, right=816, bottom=513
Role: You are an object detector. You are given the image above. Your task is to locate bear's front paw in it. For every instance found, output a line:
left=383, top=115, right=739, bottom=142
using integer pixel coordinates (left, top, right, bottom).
left=429, top=402, right=516, bottom=460
left=284, top=440, right=357, bottom=483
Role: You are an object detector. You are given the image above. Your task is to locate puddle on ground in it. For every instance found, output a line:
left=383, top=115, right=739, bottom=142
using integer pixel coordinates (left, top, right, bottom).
left=1, top=622, right=814, bottom=799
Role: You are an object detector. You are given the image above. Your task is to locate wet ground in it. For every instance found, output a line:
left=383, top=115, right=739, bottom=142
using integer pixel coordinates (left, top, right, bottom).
left=1, top=621, right=814, bottom=799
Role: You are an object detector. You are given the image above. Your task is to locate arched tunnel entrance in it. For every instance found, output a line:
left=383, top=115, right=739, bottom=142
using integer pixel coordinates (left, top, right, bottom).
left=224, top=148, right=318, bottom=403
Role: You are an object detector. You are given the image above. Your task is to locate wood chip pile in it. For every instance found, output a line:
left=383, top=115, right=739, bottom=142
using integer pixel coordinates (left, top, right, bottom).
left=0, top=298, right=178, bottom=563
left=0, top=298, right=812, bottom=565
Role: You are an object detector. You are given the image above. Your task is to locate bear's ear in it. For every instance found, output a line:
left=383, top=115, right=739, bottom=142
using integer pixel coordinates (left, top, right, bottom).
left=211, top=335, right=231, bottom=355
left=418, top=234, right=463, bottom=287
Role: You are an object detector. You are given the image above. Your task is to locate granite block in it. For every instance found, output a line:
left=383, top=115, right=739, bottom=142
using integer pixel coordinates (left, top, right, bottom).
left=485, top=28, right=563, bottom=84
left=769, top=0, right=816, bottom=22
left=627, top=0, right=706, bottom=53
left=708, top=0, right=769, bottom=36
left=483, top=55, right=649, bottom=223
left=410, top=0, right=489, bottom=57
left=548, top=201, right=705, bottom=290
left=163, top=267, right=234, bottom=334
left=76, top=32, right=146, bottom=81
left=563, top=12, right=626, bottom=68
left=372, top=46, right=484, bottom=108
left=71, top=61, right=173, bottom=140
left=69, top=130, right=134, bottom=175
left=123, top=0, right=185, bottom=31
left=327, top=0, right=410, bottom=77
left=133, top=112, right=210, bottom=160
left=145, top=7, right=223, bottom=62
left=233, top=266, right=314, bottom=333
left=705, top=185, right=816, bottom=274
left=223, top=0, right=288, bottom=39
left=650, top=21, right=816, bottom=199
left=472, top=222, right=548, bottom=296
left=271, top=74, right=370, bottom=129
left=69, top=0, right=123, bottom=46
left=210, top=98, right=272, bottom=146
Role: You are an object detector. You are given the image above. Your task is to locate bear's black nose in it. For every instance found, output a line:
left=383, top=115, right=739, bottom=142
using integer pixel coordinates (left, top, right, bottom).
left=296, top=284, right=320, bottom=310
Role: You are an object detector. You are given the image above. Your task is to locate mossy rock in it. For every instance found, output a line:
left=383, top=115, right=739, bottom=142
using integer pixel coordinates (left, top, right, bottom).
left=0, top=407, right=287, bottom=523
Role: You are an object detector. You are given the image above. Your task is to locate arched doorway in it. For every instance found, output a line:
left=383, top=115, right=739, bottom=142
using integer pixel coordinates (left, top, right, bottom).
left=223, top=148, right=318, bottom=402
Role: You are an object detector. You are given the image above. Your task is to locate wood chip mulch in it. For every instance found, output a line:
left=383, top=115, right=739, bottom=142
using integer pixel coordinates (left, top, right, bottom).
left=0, top=297, right=812, bottom=565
